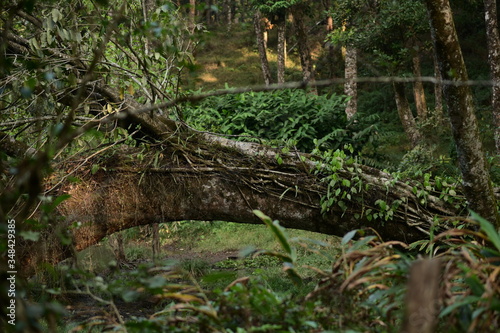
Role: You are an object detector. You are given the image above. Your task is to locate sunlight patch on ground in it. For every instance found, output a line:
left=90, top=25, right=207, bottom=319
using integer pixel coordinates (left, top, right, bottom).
left=199, top=72, right=218, bottom=83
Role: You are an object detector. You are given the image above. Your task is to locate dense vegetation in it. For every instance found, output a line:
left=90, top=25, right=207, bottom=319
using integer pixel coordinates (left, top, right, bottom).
left=1, top=0, right=499, bottom=332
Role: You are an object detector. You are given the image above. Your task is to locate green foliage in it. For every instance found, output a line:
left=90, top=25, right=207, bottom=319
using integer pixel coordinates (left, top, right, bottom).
left=329, top=0, right=428, bottom=72
left=397, top=144, right=460, bottom=178
left=311, top=146, right=362, bottom=215
left=183, top=89, right=379, bottom=152
left=430, top=213, right=500, bottom=331
left=250, top=0, right=303, bottom=15
left=311, top=143, right=468, bottom=224
left=253, top=210, right=302, bottom=285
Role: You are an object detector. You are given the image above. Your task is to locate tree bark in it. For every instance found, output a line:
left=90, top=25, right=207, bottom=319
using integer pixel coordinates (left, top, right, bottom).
left=326, top=15, right=335, bottom=79
left=291, top=4, right=316, bottom=92
left=223, top=0, right=232, bottom=31
left=412, top=51, right=428, bottom=121
left=425, top=0, right=499, bottom=225
left=393, top=82, right=422, bottom=148
left=152, top=223, right=160, bottom=260
left=276, top=15, right=286, bottom=84
left=344, top=46, right=358, bottom=119
left=110, top=232, right=126, bottom=263
left=483, top=0, right=500, bottom=155
left=189, top=0, right=196, bottom=31
left=432, top=51, right=444, bottom=120
left=254, top=10, right=272, bottom=86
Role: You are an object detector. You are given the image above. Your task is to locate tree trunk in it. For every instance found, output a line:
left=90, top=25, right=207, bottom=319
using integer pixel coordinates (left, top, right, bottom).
left=322, top=0, right=335, bottom=79
left=276, top=16, right=286, bottom=84
left=223, top=0, right=232, bottom=31
left=344, top=46, right=358, bottom=119
left=291, top=4, right=316, bottom=92
left=393, top=82, right=422, bottom=148
left=205, top=0, right=212, bottom=24
left=110, top=232, right=126, bottom=264
left=254, top=10, right=272, bottom=86
left=432, top=51, right=444, bottom=120
left=412, top=51, right=428, bottom=121
left=189, top=0, right=196, bottom=31
left=152, top=223, right=160, bottom=260
left=483, top=0, right=500, bottom=155
left=326, top=15, right=335, bottom=79
left=7, top=125, right=468, bottom=277
left=425, top=0, right=499, bottom=225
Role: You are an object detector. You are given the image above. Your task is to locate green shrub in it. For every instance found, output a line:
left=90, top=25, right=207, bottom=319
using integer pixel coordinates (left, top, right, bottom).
left=183, top=89, right=379, bottom=153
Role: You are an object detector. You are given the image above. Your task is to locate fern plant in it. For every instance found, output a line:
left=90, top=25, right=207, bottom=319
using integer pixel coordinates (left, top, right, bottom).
left=183, top=89, right=380, bottom=153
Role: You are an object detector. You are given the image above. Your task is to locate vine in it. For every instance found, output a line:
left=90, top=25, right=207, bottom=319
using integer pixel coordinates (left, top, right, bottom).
left=311, top=145, right=468, bottom=224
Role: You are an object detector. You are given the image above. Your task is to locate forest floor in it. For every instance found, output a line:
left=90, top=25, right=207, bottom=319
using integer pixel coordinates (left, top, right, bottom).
left=59, top=222, right=338, bottom=328
left=184, top=25, right=304, bottom=91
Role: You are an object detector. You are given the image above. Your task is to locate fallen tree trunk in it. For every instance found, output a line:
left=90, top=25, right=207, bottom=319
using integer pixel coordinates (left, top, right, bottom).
left=14, top=134, right=465, bottom=277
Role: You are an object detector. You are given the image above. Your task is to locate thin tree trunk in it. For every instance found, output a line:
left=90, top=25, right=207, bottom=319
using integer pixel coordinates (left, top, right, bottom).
left=432, top=51, right=444, bottom=120
left=189, top=0, right=196, bottom=31
left=276, top=16, right=286, bottom=84
left=326, top=15, right=335, bottom=79
left=142, top=0, right=157, bottom=104
left=344, top=46, right=358, bottom=119
left=152, top=223, right=160, bottom=260
left=425, top=0, right=499, bottom=225
left=205, top=0, right=211, bottom=24
left=223, top=0, right=232, bottom=31
left=254, top=10, right=272, bottom=86
left=483, top=0, right=500, bottom=155
left=110, top=232, right=126, bottom=264
left=412, top=51, right=428, bottom=121
left=393, top=82, right=422, bottom=148
left=322, top=0, right=335, bottom=78
left=291, top=4, right=316, bottom=92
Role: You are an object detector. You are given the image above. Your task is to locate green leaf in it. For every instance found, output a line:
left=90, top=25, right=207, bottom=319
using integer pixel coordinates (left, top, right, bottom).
left=471, top=211, right=500, bottom=252
left=52, top=193, right=71, bottom=209
left=342, top=229, right=358, bottom=245
left=51, top=8, right=62, bottom=22
left=375, top=199, right=387, bottom=211
left=276, top=155, right=283, bottom=165
left=253, top=210, right=293, bottom=257
left=465, top=275, right=485, bottom=297
left=440, top=296, right=481, bottom=318
left=19, top=231, right=40, bottom=241
left=146, top=275, right=167, bottom=289
left=283, top=262, right=302, bottom=286
left=91, top=164, right=100, bottom=175
left=122, top=290, right=139, bottom=302
left=41, top=194, right=71, bottom=214
left=349, top=236, right=377, bottom=252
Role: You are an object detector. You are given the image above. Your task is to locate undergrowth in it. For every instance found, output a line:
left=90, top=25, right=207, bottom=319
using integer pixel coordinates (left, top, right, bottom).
left=34, top=210, right=500, bottom=332
left=182, top=89, right=379, bottom=153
